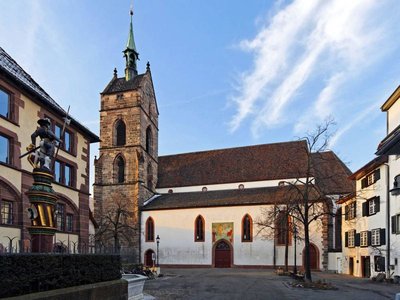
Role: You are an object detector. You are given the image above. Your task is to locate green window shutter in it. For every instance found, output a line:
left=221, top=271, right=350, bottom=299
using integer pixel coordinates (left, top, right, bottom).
left=362, top=202, right=368, bottom=217
left=392, top=216, right=397, bottom=234
left=380, top=228, right=386, bottom=245
left=345, top=232, right=349, bottom=247
left=375, top=197, right=380, bottom=213
left=374, top=169, right=380, bottom=182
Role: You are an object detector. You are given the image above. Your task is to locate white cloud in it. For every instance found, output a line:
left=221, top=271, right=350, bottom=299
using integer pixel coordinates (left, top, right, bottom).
left=230, top=0, right=394, bottom=139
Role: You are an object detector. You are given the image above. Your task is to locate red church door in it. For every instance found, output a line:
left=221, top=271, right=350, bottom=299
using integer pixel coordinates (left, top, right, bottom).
left=214, top=240, right=231, bottom=268
left=309, top=244, right=318, bottom=269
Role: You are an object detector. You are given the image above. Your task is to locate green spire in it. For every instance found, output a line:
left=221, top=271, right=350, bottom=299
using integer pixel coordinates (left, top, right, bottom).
left=123, top=9, right=139, bottom=81
left=126, top=10, right=137, bottom=51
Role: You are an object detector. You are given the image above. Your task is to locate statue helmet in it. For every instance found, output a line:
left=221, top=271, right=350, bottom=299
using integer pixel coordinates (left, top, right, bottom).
left=37, top=118, right=51, bottom=127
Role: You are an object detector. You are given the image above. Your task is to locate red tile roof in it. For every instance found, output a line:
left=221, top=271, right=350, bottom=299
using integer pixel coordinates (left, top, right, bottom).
left=157, top=141, right=310, bottom=188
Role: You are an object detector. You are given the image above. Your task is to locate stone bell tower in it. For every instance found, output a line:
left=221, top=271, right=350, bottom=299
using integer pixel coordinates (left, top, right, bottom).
left=94, top=9, right=159, bottom=261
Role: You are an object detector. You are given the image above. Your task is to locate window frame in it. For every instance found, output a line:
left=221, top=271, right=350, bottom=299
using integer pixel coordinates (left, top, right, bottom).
left=194, top=215, right=205, bottom=242
left=145, top=217, right=155, bottom=242
left=47, top=117, right=74, bottom=155
left=66, top=214, right=73, bottom=232
left=53, top=160, right=75, bottom=188
left=56, top=203, right=65, bottom=231
left=242, top=214, right=253, bottom=242
left=0, top=87, right=11, bottom=121
left=0, top=133, right=11, bottom=165
left=360, top=231, right=368, bottom=247
left=368, top=199, right=376, bottom=215
left=348, top=230, right=355, bottom=248
left=1, top=200, right=13, bottom=225
left=115, top=119, right=126, bottom=146
left=371, top=228, right=380, bottom=246
left=347, top=202, right=356, bottom=220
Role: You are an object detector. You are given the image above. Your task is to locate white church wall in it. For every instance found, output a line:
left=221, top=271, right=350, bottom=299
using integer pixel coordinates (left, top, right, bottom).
left=141, top=205, right=324, bottom=269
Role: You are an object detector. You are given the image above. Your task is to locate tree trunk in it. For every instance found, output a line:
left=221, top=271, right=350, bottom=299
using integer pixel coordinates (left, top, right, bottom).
left=304, top=208, right=312, bottom=282
left=284, top=216, right=289, bottom=272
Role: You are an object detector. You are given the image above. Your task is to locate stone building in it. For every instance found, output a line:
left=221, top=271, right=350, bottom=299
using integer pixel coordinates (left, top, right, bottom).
left=0, top=47, right=99, bottom=253
left=93, top=11, right=158, bottom=258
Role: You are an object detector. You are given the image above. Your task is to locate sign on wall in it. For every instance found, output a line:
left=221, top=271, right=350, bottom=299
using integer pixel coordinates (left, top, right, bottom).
left=212, top=222, right=233, bottom=243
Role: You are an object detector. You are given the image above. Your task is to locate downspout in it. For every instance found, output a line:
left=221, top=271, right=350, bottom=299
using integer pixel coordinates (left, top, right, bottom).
left=385, top=163, right=391, bottom=278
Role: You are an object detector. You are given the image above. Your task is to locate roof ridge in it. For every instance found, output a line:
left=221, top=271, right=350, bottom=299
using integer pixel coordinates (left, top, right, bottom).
left=159, top=140, right=307, bottom=158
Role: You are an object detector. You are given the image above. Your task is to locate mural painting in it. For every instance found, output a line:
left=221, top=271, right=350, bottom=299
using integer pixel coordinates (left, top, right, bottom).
left=212, top=222, right=233, bottom=243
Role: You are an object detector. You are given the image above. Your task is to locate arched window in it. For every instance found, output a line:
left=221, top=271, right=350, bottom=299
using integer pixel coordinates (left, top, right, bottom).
left=147, top=163, right=153, bottom=190
left=115, top=155, right=125, bottom=183
left=145, top=126, right=152, bottom=154
left=115, top=119, right=126, bottom=146
left=242, top=214, right=252, bottom=242
left=194, top=215, right=205, bottom=242
left=276, top=212, right=292, bottom=245
left=146, top=217, right=155, bottom=242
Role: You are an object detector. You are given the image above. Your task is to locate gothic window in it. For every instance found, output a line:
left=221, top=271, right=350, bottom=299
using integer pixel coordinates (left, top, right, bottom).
left=242, top=214, right=252, bottom=242
left=115, top=155, right=125, bottom=183
left=146, top=126, right=152, bottom=154
left=276, top=212, right=291, bottom=245
left=147, top=163, right=153, bottom=189
left=146, top=217, right=155, bottom=242
left=115, top=119, right=126, bottom=146
left=194, top=215, right=205, bottom=242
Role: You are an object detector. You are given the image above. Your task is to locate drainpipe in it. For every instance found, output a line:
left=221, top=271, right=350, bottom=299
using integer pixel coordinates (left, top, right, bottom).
left=385, top=163, right=391, bottom=278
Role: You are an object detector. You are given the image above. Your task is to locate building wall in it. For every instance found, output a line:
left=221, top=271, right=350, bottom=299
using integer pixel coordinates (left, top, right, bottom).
left=387, top=99, right=400, bottom=134
left=141, top=206, right=324, bottom=269
left=341, top=163, right=388, bottom=277
left=0, top=73, right=93, bottom=251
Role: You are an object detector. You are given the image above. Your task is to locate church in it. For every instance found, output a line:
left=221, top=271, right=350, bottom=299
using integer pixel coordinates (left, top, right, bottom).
left=93, top=11, right=353, bottom=270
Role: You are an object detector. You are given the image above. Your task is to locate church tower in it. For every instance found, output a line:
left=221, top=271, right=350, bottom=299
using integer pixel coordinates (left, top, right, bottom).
left=94, top=9, right=159, bottom=261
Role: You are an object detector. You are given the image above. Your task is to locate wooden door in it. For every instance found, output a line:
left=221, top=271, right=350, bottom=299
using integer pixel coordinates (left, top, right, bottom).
left=349, top=257, right=354, bottom=275
left=214, top=240, right=231, bottom=268
left=144, top=249, right=155, bottom=267
left=362, top=256, right=370, bottom=278
left=309, top=244, right=318, bottom=269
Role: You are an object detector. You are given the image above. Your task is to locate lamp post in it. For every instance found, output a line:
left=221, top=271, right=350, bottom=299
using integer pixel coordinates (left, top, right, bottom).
left=156, top=235, right=160, bottom=267
left=293, top=225, right=298, bottom=275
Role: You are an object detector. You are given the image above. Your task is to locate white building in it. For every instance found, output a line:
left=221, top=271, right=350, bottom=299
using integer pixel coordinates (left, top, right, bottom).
left=339, top=156, right=388, bottom=277
left=376, top=85, right=400, bottom=277
left=140, top=141, right=353, bottom=269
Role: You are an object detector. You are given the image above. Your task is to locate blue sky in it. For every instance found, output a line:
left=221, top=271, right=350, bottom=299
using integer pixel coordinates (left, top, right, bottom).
left=0, top=0, right=399, bottom=174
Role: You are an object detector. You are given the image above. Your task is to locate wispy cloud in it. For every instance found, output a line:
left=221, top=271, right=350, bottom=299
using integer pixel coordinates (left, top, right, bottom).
left=230, top=0, right=396, bottom=140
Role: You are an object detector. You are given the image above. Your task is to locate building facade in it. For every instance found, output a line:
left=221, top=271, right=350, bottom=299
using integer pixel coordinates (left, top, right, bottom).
left=0, top=48, right=99, bottom=253
left=340, top=156, right=388, bottom=277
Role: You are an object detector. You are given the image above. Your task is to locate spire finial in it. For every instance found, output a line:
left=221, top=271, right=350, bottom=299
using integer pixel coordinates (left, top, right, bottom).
left=113, top=68, right=118, bottom=78
left=146, top=61, right=150, bottom=71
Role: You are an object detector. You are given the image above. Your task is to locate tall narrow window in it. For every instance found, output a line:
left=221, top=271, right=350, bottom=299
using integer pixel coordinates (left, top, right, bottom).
left=0, top=134, right=10, bottom=164
left=195, top=215, right=205, bottom=242
left=147, top=163, right=153, bottom=189
left=66, top=214, right=73, bottom=232
left=276, top=212, right=291, bottom=245
left=115, top=119, right=126, bottom=146
left=1, top=201, right=13, bottom=225
left=54, top=161, right=62, bottom=183
left=242, top=214, right=252, bottom=242
left=115, top=156, right=125, bottom=183
left=146, top=126, right=152, bottom=154
left=0, top=88, right=10, bottom=119
left=56, top=203, right=65, bottom=231
left=146, top=217, right=155, bottom=242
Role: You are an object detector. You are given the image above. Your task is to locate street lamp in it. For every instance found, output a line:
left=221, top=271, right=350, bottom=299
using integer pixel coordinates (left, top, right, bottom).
left=293, top=225, right=298, bottom=275
left=156, top=235, right=160, bottom=267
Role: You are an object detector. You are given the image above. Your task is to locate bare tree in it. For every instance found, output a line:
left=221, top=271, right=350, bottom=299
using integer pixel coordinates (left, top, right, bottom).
left=256, top=120, right=352, bottom=282
left=95, top=192, right=137, bottom=254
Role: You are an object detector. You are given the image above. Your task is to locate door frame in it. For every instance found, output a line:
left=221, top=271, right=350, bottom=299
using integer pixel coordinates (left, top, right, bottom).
left=144, top=249, right=155, bottom=267
left=212, top=239, right=233, bottom=268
